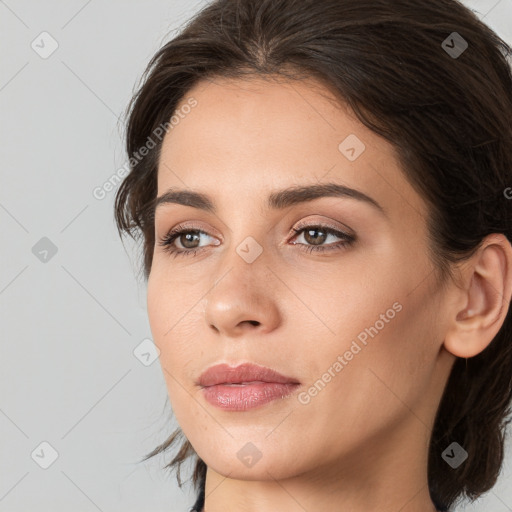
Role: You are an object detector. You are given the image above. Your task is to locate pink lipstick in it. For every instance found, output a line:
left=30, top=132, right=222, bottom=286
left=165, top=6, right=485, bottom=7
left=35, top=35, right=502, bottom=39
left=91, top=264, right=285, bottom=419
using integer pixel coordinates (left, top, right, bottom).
left=198, top=363, right=300, bottom=411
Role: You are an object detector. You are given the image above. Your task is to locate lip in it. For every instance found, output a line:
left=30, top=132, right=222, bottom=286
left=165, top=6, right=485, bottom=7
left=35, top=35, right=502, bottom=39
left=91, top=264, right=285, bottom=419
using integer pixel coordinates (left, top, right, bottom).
left=198, top=363, right=300, bottom=411
left=198, top=363, right=300, bottom=387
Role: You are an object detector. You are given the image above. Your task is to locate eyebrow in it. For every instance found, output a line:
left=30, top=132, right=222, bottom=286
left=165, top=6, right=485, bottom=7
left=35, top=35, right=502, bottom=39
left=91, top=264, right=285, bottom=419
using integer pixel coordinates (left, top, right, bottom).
left=153, top=182, right=386, bottom=217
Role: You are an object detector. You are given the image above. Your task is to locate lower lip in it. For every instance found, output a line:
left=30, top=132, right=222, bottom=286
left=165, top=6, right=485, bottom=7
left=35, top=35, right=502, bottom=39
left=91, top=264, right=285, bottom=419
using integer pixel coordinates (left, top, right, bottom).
left=201, top=382, right=300, bottom=411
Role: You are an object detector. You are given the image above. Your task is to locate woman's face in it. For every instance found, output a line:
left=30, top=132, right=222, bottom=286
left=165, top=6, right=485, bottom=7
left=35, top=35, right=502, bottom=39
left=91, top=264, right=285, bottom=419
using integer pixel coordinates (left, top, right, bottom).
left=147, top=76, right=456, bottom=484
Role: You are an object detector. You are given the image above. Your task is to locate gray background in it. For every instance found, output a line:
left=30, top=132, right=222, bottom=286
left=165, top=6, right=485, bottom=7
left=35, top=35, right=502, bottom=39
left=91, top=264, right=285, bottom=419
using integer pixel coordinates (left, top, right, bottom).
left=1, top=1, right=511, bottom=511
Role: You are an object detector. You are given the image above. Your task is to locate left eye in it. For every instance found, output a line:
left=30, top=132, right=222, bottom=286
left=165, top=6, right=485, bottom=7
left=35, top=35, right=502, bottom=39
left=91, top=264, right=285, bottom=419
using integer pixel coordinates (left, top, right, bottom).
left=290, top=225, right=355, bottom=254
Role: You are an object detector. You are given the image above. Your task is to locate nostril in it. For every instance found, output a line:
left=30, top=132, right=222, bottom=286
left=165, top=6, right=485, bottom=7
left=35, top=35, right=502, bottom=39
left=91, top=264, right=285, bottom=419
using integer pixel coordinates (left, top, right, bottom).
left=247, top=320, right=260, bottom=326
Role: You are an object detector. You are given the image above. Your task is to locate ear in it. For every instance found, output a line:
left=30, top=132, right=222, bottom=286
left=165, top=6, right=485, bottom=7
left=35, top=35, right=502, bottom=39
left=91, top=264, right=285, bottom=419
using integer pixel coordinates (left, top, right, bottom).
left=444, top=233, right=512, bottom=358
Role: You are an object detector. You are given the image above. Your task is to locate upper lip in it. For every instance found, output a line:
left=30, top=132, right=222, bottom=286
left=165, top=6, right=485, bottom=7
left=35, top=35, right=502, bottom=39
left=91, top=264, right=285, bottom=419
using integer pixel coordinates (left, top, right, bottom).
left=198, top=363, right=300, bottom=387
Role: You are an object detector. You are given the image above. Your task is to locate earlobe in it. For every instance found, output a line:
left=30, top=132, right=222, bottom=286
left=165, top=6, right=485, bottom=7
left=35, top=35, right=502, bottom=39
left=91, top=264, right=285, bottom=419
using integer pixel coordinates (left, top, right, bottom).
left=444, top=234, right=512, bottom=359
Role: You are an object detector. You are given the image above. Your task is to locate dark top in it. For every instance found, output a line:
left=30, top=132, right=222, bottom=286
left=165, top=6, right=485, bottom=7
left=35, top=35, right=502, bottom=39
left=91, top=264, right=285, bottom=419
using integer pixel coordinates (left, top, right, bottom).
left=188, top=478, right=449, bottom=511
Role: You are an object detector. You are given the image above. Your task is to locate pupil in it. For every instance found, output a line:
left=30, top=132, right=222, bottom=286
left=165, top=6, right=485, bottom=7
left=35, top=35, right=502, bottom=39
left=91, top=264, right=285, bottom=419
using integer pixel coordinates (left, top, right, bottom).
left=182, top=232, right=200, bottom=248
left=304, top=228, right=326, bottom=245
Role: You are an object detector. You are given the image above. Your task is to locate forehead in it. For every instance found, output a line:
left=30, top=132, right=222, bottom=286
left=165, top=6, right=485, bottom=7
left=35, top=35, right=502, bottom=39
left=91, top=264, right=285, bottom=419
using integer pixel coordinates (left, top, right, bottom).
left=156, top=75, right=428, bottom=226
left=167, top=75, right=363, bottom=153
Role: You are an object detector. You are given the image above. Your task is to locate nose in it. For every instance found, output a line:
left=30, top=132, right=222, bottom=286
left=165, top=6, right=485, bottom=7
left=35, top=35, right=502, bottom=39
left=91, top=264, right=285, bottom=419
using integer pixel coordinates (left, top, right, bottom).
left=203, top=245, right=281, bottom=337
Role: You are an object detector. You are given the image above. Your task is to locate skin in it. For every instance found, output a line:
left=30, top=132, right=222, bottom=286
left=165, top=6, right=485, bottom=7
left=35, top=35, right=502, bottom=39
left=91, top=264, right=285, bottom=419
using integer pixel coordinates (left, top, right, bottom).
left=147, top=75, right=512, bottom=512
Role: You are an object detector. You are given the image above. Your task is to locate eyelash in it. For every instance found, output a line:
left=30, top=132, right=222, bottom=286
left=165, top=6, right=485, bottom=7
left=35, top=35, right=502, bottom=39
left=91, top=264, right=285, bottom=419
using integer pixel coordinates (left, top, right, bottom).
left=157, top=223, right=355, bottom=259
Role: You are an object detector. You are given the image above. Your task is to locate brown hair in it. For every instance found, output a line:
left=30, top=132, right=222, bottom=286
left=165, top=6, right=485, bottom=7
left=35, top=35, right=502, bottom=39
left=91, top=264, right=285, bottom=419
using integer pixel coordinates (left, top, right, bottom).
left=114, top=0, right=512, bottom=509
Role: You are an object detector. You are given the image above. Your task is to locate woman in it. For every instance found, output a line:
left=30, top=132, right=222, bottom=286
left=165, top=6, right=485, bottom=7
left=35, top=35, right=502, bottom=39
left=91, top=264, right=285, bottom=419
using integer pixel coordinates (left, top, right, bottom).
left=114, top=0, right=512, bottom=510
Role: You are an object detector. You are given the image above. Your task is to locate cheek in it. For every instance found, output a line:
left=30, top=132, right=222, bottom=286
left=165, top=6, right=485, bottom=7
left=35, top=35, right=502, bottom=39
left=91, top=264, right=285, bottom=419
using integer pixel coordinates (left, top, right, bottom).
left=147, top=270, right=209, bottom=386
left=146, top=275, right=170, bottom=346
left=147, top=264, right=196, bottom=339
left=299, top=266, right=439, bottom=428
left=293, top=305, right=435, bottom=463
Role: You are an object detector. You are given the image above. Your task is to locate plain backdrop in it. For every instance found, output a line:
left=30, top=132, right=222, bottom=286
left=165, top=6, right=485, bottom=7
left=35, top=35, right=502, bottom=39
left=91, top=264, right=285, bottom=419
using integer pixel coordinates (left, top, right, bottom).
left=1, top=1, right=511, bottom=511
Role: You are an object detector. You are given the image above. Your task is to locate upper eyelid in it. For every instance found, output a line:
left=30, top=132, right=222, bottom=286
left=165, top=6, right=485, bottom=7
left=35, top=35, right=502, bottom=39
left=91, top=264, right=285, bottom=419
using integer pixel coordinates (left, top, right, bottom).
left=159, top=214, right=353, bottom=234
left=293, top=219, right=352, bottom=234
left=164, top=223, right=351, bottom=245
left=165, top=221, right=348, bottom=235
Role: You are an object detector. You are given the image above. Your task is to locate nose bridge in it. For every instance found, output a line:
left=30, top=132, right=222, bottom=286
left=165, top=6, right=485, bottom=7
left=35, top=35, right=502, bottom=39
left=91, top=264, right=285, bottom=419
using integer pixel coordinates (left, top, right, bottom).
left=203, top=234, right=280, bottom=335
left=214, top=207, right=270, bottom=287
left=210, top=235, right=268, bottom=305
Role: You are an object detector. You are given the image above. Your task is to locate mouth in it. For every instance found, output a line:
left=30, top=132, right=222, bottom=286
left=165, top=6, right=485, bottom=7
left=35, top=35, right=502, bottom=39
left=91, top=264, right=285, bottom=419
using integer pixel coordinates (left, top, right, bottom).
left=198, top=363, right=300, bottom=411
